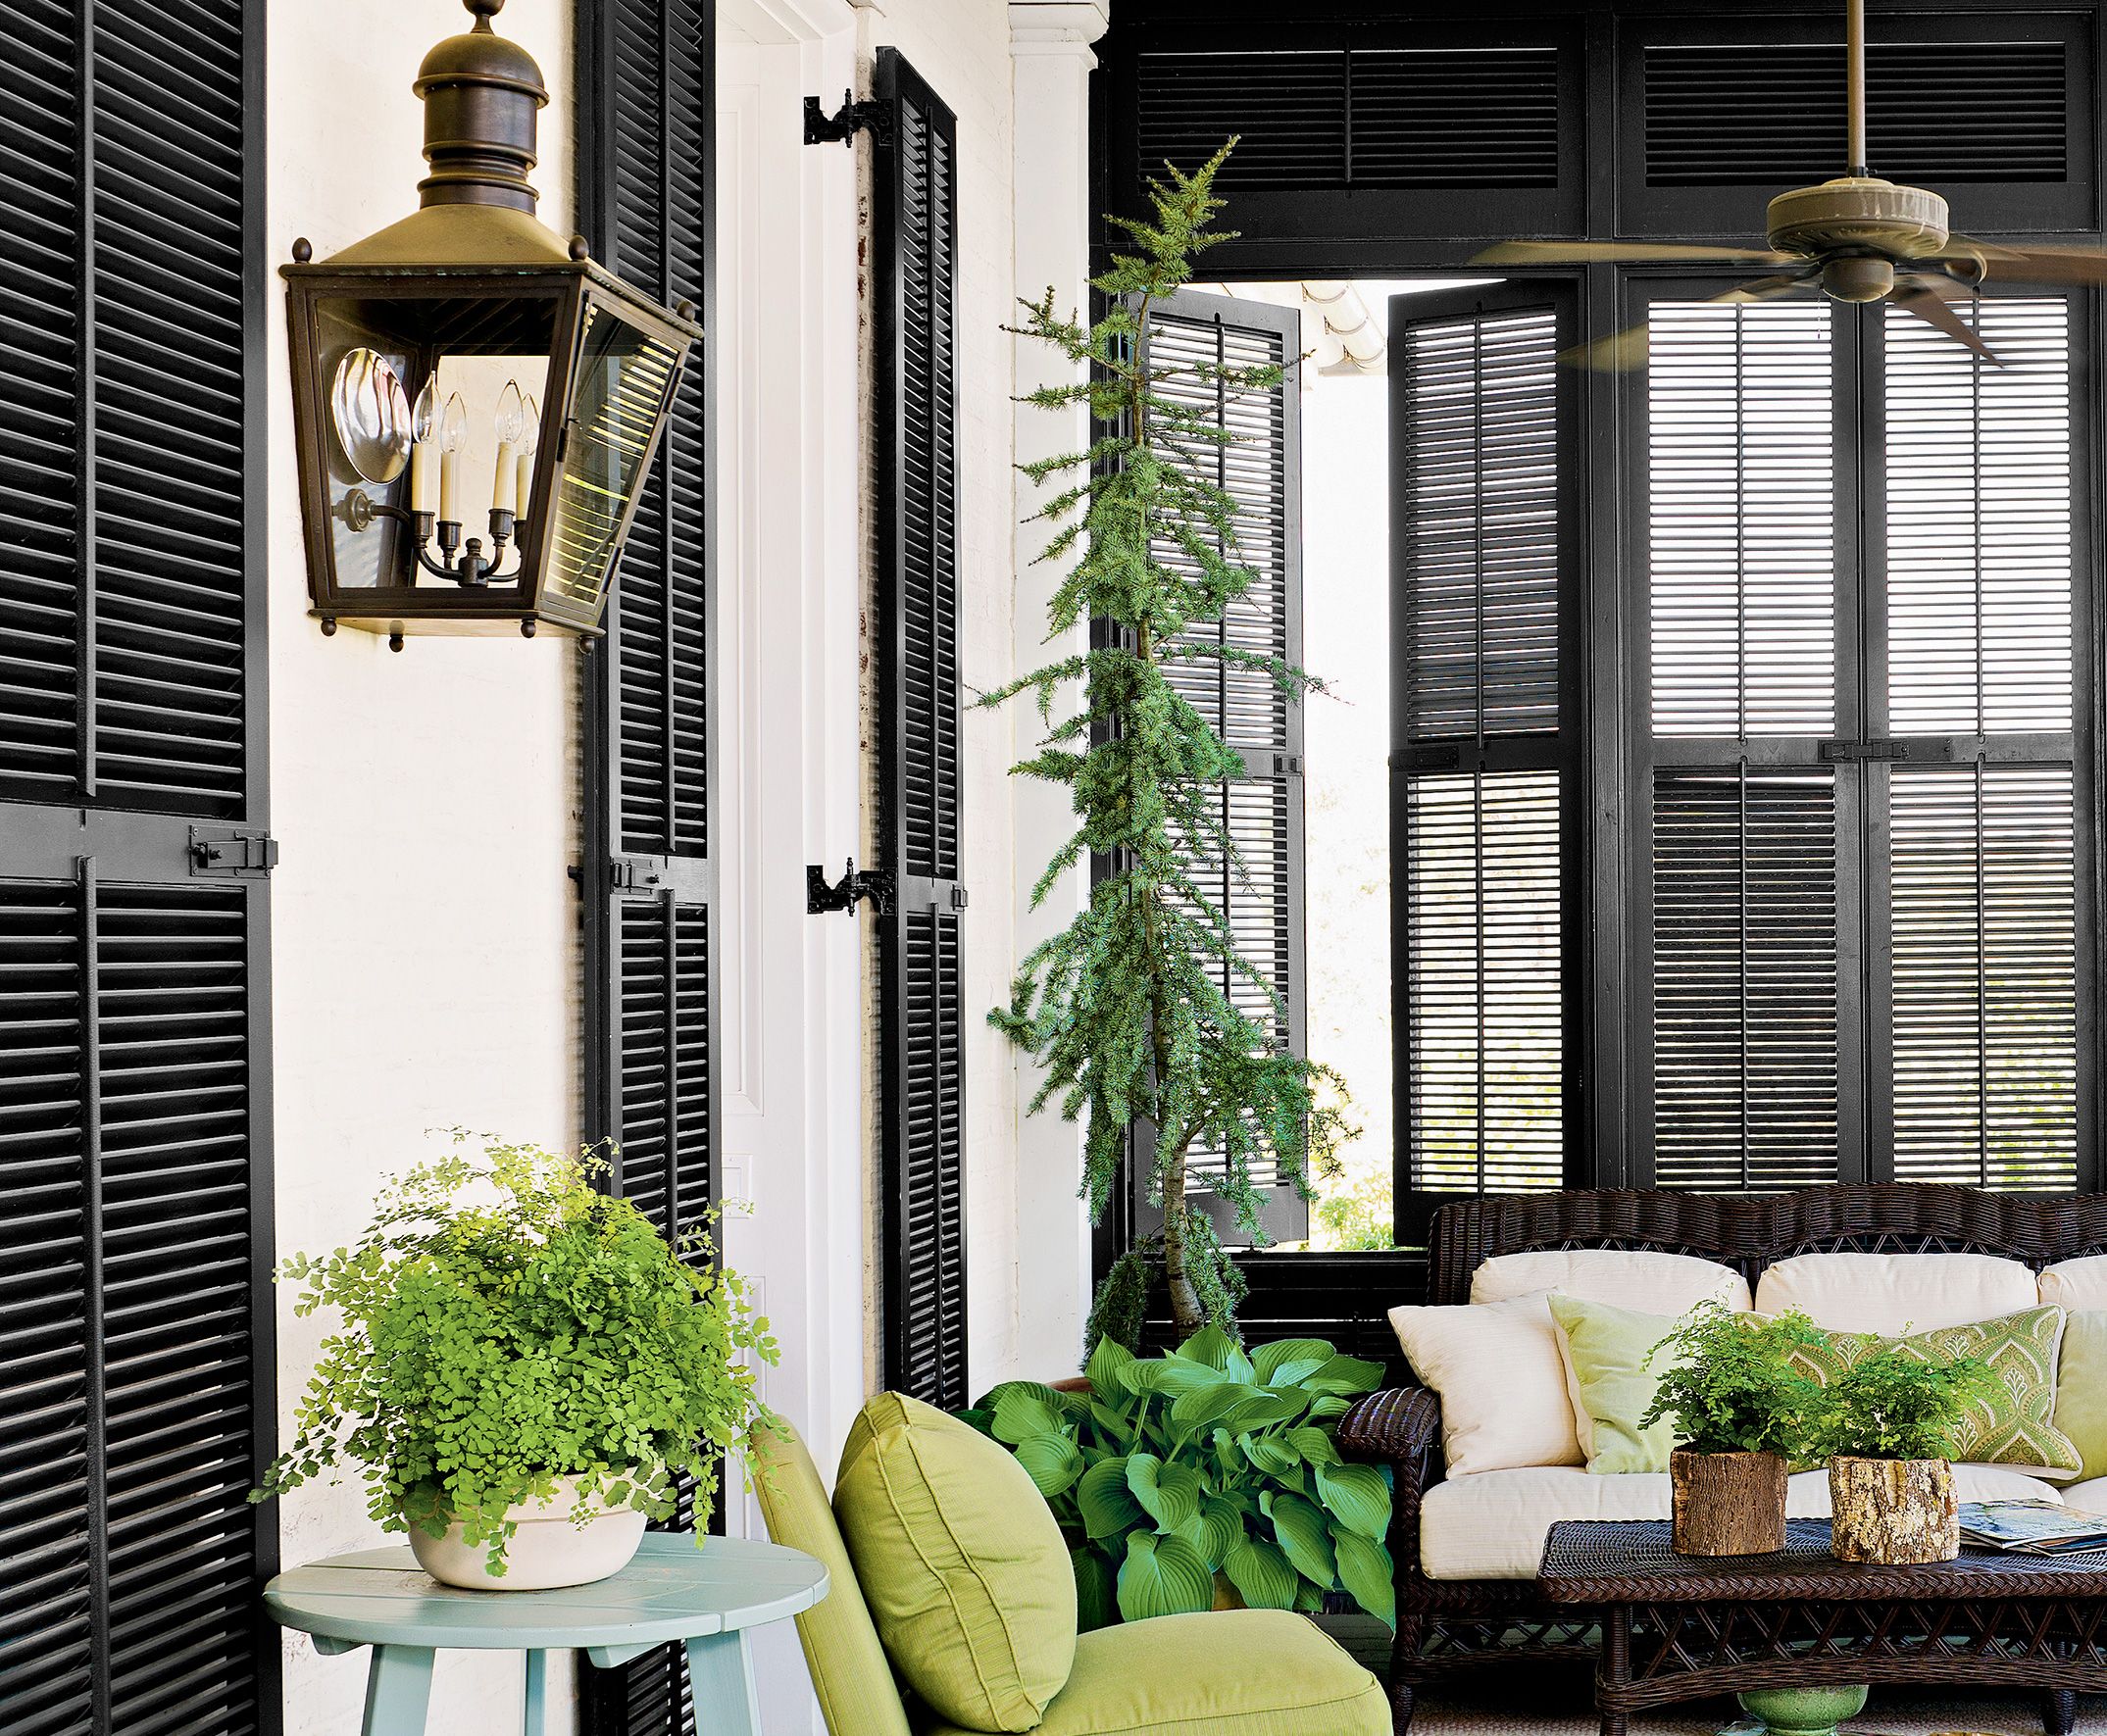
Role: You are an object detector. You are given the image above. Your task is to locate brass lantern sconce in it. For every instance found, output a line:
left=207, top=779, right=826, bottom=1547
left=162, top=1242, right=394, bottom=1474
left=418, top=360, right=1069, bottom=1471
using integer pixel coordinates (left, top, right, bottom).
left=284, top=0, right=699, bottom=649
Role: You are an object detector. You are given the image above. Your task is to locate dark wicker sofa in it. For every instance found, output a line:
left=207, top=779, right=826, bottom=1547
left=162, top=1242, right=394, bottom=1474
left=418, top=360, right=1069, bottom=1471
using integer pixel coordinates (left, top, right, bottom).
left=1332, top=1185, right=2107, bottom=1732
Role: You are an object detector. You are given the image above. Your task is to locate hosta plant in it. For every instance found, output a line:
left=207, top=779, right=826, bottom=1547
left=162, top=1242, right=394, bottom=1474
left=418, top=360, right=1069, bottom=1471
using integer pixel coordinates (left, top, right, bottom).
left=254, top=1134, right=778, bottom=1573
left=964, top=1327, right=1393, bottom=1630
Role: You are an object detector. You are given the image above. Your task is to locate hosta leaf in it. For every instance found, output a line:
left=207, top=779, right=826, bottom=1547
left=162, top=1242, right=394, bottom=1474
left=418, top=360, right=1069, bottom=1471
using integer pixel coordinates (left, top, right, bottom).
left=1307, top=1395, right=1351, bottom=1423
left=1175, top=1326, right=1242, bottom=1372
left=992, top=1386, right=1068, bottom=1446
left=1126, top=1453, right=1201, bottom=1532
left=1116, top=1530, right=1215, bottom=1622
left=1287, top=1425, right=1339, bottom=1466
left=1074, top=1546, right=1119, bottom=1632
left=1015, top=1432, right=1085, bottom=1499
left=1239, top=1434, right=1301, bottom=1477
left=1304, top=1354, right=1385, bottom=1397
left=1335, top=1529, right=1396, bottom=1628
left=1265, top=1490, right=1337, bottom=1589
left=1193, top=1495, right=1242, bottom=1569
left=1217, top=1390, right=1300, bottom=1433
left=1118, top=1360, right=1172, bottom=1397
left=1314, top=1461, right=1391, bottom=1540
left=1150, top=1358, right=1223, bottom=1397
left=1169, top=1380, right=1250, bottom=1429
left=1251, top=1338, right=1336, bottom=1386
left=1223, top=1532, right=1299, bottom=1609
left=1078, top=1457, right=1147, bottom=1539
left=956, top=1407, right=996, bottom=1439
left=1085, top=1337, right=1136, bottom=1394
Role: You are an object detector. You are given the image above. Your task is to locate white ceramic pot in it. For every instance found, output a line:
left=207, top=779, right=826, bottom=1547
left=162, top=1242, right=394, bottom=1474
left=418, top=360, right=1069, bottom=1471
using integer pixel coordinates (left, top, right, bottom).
left=406, top=1475, right=648, bottom=1591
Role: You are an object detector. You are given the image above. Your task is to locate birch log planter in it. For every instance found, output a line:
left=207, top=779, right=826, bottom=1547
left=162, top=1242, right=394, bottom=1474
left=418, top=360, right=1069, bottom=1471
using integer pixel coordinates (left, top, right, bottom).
left=1670, top=1448, right=1788, bottom=1556
left=1828, top=1456, right=1959, bottom=1563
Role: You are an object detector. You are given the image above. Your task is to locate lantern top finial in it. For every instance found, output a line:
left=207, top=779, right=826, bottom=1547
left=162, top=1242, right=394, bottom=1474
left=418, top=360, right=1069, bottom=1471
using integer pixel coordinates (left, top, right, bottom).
left=415, top=0, right=547, bottom=215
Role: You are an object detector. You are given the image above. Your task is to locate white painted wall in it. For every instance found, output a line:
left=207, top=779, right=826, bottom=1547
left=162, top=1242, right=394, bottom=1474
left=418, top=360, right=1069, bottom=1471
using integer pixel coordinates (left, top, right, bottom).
left=266, top=3, right=582, bottom=1729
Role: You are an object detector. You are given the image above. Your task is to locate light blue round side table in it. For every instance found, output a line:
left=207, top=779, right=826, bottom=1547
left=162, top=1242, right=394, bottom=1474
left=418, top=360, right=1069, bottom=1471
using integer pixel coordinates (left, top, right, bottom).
left=264, top=1533, right=828, bottom=1735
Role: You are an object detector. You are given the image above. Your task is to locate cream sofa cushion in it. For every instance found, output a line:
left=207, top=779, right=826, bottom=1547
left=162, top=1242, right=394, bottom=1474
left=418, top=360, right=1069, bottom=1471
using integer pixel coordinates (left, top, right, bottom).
left=1388, top=1291, right=1581, bottom=1477
left=1470, top=1249, right=1750, bottom=1314
left=1419, top=1463, right=2068, bottom=1580
left=2041, top=1257, right=2107, bottom=1312
left=1754, top=1252, right=2036, bottom=1334
left=2060, top=1476, right=2107, bottom=1515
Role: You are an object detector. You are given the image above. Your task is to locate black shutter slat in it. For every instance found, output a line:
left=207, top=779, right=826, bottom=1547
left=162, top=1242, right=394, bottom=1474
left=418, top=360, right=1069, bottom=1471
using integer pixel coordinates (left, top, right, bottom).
left=577, top=5, right=714, bottom=1735
left=877, top=48, right=968, bottom=1409
left=1, top=0, right=270, bottom=1728
left=1132, top=291, right=1308, bottom=1247
left=1391, top=288, right=1573, bottom=1234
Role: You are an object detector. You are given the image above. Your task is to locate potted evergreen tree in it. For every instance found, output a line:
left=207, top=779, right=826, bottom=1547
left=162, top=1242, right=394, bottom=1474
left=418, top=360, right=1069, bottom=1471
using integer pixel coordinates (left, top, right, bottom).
left=1641, top=1304, right=1826, bottom=1556
left=987, top=141, right=1350, bottom=1350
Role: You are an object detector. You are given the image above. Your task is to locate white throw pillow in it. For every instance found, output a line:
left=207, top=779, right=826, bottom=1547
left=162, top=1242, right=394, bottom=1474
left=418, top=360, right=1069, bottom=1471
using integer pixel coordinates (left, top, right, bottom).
left=1755, top=1252, right=2037, bottom=1334
left=1388, top=1290, right=1582, bottom=1476
left=2041, top=1257, right=2107, bottom=1312
left=1470, top=1249, right=1750, bottom=1314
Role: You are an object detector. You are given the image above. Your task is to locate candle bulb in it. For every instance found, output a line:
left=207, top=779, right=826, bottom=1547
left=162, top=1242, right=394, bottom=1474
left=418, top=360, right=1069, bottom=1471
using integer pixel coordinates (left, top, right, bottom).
left=515, top=393, right=539, bottom=522
left=438, top=391, right=467, bottom=524
left=492, top=380, right=525, bottom=516
left=409, top=380, right=440, bottom=516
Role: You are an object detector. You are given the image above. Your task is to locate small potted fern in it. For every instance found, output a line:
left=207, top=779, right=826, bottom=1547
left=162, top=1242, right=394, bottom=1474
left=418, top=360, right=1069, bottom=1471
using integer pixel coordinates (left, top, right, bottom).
left=1805, top=1344, right=1997, bottom=1564
left=255, top=1135, right=778, bottom=1590
left=1640, top=1304, right=1826, bottom=1557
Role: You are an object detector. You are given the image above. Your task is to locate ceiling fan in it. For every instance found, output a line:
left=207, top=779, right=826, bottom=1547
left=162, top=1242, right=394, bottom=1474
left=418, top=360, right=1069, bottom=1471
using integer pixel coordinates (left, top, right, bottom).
left=1474, top=0, right=2107, bottom=368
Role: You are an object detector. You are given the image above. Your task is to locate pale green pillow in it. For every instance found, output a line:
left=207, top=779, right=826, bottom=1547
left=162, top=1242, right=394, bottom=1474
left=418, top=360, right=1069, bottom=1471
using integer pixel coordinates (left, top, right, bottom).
left=833, top=1392, right=1077, bottom=1732
left=1788, top=1305, right=2082, bottom=1476
left=2053, top=1310, right=2107, bottom=1480
left=1548, top=1294, right=1683, bottom=1474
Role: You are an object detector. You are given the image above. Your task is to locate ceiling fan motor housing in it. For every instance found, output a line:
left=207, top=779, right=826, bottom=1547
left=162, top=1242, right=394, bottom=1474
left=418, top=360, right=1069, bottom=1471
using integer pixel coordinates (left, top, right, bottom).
left=1766, top=175, right=1950, bottom=267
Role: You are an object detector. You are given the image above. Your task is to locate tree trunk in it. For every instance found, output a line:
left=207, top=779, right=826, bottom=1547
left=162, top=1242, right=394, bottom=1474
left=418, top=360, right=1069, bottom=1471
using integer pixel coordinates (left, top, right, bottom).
left=1670, top=1448, right=1787, bottom=1557
left=1829, top=1456, right=1958, bottom=1563
left=1160, top=1171, right=1204, bottom=1340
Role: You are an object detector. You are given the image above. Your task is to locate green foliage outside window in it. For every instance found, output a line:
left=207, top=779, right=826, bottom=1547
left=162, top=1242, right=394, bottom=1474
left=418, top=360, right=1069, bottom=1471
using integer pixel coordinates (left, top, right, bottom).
left=253, top=1133, right=778, bottom=1573
left=988, top=142, right=1350, bottom=1348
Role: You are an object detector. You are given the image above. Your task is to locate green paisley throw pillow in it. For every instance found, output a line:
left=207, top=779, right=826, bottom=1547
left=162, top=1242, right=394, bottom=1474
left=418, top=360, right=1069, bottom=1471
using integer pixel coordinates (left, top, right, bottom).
left=1788, top=1305, right=2081, bottom=1476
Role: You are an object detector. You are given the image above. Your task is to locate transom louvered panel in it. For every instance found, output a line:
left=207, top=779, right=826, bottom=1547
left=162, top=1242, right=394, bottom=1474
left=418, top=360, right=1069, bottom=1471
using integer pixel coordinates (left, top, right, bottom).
left=875, top=49, right=969, bottom=1408
left=1644, top=41, right=2069, bottom=185
left=1133, top=45, right=1561, bottom=191
left=0, top=1, right=248, bottom=818
left=1397, top=310, right=1560, bottom=742
left=1890, top=765, right=2076, bottom=1189
left=1885, top=298, right=2072, bottom=738
left=895, top=908, right=965, bottom=1408
left=1403, top=770, right=1563, bottom=1195
left=1649, top=299, right=1836, bottom=739
left=0, top=883, right=92, bottom=1736
left=896, top=88, right=959, bottom=885
left=1149, top=309, right=1292, bottom=753
left=1652, top=768, right=1843, bottom=1190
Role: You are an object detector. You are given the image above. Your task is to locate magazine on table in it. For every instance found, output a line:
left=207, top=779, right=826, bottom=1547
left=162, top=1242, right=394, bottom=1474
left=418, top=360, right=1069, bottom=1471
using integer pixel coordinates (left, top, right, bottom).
left=1958, top=1500, right=2107, bottom=1556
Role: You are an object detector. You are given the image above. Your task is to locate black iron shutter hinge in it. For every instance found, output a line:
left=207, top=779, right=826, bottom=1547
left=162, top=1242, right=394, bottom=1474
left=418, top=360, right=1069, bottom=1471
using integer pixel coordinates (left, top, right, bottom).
left=188, top=826, right=278, bottom=878
left=1819, top=739, right=1911, bottom=763
left=807, top=858, right=895, bottom=917
left=609, top=856, right=663, bottom=892
left=804, top=90, right=893, bottom=148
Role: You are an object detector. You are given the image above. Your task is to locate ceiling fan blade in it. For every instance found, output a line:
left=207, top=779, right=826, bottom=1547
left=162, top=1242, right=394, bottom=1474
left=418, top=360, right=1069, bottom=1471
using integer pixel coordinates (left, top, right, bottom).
left=1713, top=273, right=1819, bottom=303
left=1557, top=275, right=1814, bottom=371
left=1473, top=240, right=1798, bottom=267
left=1974, top=244, right=2107, bottom=288
left=1891, top=281, right=2005, bottom=367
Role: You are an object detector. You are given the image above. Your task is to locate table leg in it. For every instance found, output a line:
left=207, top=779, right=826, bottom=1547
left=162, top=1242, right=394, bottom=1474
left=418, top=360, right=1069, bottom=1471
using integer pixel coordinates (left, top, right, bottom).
left=2046, top=1689, right=2077, bottom=1736
left=685, top=1631, right=761, bottom=1735
left=1599, top=1608, right=1630, bottom=1736
left=361, top=1645, right=436, bottom=1736
left=523, top=1651, right=552, bottom=1736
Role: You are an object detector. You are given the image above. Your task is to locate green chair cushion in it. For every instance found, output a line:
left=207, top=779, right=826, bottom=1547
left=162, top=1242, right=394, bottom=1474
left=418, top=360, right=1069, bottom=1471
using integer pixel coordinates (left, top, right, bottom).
left=921, top=1609, right=1390, bottom=1736
left=2054, top=1309, right=2107, bottom=1480
left=834, top=1392, right=1077, bottom=1732
left=750, top=1420, right=915, bottom=1736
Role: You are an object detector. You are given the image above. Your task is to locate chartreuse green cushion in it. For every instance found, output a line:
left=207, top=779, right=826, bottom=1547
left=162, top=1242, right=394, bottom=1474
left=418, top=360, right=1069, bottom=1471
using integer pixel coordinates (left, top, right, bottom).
left=1789, top=1305, right=2082, bottom=1476
left=2053, top=1310, right=2107, bottom=1480
left=921, top=1609, right=1390, bottom=1736
left=749, top=1419, right=916, bottom=1736
left=833, top=1392, right=1077, bottom=1732
left=1547, top=1295, right=1683, bottom=1473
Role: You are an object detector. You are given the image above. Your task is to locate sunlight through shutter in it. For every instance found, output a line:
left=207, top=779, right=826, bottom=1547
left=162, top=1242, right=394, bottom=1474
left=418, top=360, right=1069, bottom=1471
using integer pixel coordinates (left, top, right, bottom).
left=577, top=3, right=714, bottom=1732
left=876, top=48, right=969, bottom=1408
left=0, top=5, right=271, bottom=1731
left=1391, top=287, right=1573, bottom=1230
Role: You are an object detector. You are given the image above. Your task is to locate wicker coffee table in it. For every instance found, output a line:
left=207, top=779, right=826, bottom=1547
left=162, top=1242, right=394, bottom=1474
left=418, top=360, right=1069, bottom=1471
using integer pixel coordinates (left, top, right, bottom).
left=1539, top=1519, right=2107, bottom=1736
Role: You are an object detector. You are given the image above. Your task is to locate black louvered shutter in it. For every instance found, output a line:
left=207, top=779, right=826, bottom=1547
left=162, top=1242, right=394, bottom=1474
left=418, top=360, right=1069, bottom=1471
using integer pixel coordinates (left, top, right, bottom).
left=1, top=4, right=275, bottom=1734
left=577, top=4, right=715, bottom=1735
left=1129, top=290, right=1310, bottom=1248
left=1388, top=283, right=1578, bottom=1240
left=874, top=48, right=968, bottom=1409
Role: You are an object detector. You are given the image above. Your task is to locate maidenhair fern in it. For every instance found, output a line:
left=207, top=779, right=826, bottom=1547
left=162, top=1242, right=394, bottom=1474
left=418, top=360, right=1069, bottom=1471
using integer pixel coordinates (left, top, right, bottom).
left=986, top=144, right=1350, bottom=1350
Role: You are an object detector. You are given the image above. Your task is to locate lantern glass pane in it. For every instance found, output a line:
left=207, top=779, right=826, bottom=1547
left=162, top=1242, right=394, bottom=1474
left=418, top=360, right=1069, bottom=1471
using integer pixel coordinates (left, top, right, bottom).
left=545, top=304, right=682, bottom=613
